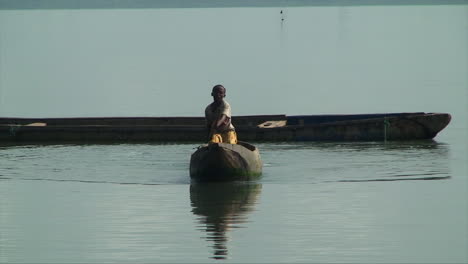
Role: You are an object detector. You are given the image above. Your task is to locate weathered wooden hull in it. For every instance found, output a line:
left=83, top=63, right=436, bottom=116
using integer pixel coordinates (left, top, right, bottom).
left=189, top=142, right=262, bottom=182
left=0, top=112, right=451, bottom=143
left=0, top=115, right=284, bottom=127
left=239, top=112, right=452, bottom=141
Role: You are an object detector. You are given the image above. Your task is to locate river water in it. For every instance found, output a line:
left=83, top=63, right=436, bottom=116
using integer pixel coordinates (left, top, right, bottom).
left=1, top=2, right=467, bottom=263
left=0, top=127, right=466, bottom=263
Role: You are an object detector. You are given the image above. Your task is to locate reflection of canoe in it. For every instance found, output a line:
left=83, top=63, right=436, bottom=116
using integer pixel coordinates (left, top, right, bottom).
left=0, top=112, right=450, bottom=142
left=189, top=141, right=262, bottom=182
left=190, top=182, right=262, bottom=260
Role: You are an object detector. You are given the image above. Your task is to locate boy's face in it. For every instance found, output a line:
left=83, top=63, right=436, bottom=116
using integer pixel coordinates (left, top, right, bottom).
left=212, top=87, right=226, bottom=102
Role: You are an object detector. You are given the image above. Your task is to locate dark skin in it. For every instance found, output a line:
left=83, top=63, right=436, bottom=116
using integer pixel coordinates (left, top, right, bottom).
left=209, top=86, right=229, bottom=133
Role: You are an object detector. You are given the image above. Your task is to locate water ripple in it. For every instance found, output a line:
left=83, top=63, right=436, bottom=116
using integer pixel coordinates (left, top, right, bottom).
left=337, top=176, right=451, bottom=182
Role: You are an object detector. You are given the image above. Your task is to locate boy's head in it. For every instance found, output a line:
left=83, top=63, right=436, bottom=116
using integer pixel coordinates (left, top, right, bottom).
left=211, top=84, right=226, bottom=102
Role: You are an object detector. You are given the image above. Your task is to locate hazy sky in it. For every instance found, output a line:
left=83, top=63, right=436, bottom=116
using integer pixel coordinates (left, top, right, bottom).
left=1, top=0, right=468, bottom=9
left=0, top=4, right=466, bottom=128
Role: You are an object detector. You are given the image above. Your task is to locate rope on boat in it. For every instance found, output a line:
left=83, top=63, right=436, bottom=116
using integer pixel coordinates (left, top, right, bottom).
left=383, top=118, right=390, bottom=142
left=9, top=125, right=20, bottom=137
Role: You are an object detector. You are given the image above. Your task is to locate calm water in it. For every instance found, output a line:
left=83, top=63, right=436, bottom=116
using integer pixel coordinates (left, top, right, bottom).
left=1, top=2, right=467, bottom=263
left=0, top=127, right=466, bottom=263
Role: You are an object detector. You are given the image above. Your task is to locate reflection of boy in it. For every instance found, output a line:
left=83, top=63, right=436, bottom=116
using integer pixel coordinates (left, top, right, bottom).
left=205, top=85, right=237, bottom=144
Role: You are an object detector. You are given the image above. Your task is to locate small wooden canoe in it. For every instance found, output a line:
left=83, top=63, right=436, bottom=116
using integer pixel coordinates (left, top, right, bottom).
left=189, top=141, right=262, bottom=182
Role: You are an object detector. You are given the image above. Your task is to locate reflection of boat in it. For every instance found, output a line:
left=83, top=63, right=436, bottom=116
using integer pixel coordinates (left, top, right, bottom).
left=0, top=112, right=450, bottom=142
left=190, top=182, right=262, bottom=260
left=189, top=141, right=262, bottom=182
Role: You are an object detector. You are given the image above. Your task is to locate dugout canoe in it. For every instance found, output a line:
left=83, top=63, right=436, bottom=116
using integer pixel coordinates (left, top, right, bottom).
left=0, top=112, right=451, bottom=143
left=189, top=141, right=262, bottom=182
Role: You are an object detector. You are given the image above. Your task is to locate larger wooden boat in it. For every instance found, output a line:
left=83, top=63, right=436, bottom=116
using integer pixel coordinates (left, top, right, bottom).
left=189, top=141, right=262, bottom=182
left=240, top=112, right=452, bottom=142
left=0, top=112, right=451, bottom=143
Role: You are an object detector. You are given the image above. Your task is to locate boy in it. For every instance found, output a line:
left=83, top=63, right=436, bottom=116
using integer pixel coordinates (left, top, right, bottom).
left=205, top=85, right=237, bottom=144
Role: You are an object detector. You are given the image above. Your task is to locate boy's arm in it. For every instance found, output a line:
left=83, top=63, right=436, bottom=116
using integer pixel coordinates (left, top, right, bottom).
left=215, top=114, right=228, bottom=128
